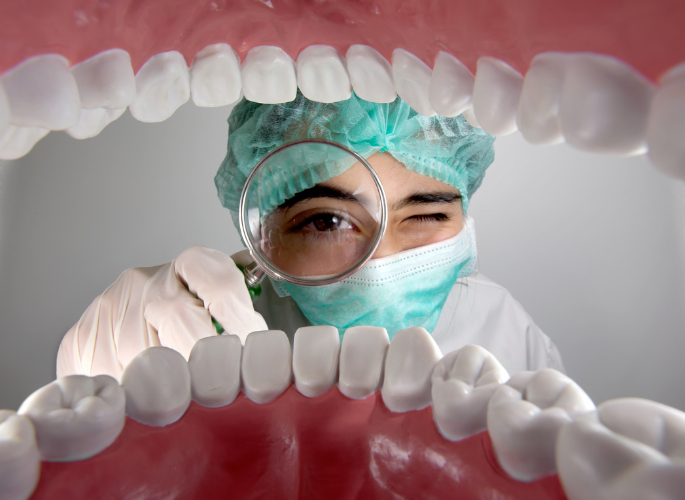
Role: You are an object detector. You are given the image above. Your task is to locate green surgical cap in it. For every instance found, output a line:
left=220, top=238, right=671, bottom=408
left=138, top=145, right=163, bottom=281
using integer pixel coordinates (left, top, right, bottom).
left=215, top=91, right=495, bottom=216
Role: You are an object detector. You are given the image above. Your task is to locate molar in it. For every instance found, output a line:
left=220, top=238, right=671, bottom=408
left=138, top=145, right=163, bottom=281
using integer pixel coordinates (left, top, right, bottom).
left=241, top=330, right=292, bottom=404
left=241, top=46, right=297, bottom=104
left=428, top=51, right=474, bottom=118
left=66, top=107, right=126, bottom=140
left=0, top=125, right=49, bottom=160
left=0, top=411, right=40, bottom=500
left=190, top=43, right=242, bottom=107
left=392, top=49, right=436, bottom=117
left=292, top=325, right=340, bottom=398
left=297, top=45, right=352, bottom=103
left=187, top=335, right=242, bottom=408
left=70, top=49, right=136, bottom=110
left=346, top=45, right=396, bottom=103
left=472, top=57, right=523, bottom=136
left=338, top=326, right=389, bottom=400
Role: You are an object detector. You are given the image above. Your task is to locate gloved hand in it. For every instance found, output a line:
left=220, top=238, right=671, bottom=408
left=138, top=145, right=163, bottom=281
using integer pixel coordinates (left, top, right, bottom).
left=57, top=246, right=268, bottom=379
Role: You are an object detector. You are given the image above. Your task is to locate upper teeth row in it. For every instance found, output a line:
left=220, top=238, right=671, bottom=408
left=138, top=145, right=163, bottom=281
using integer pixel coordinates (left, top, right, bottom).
left=3, top=325, right=684, bottom=500
left=0, top=45, right=683, bottom=181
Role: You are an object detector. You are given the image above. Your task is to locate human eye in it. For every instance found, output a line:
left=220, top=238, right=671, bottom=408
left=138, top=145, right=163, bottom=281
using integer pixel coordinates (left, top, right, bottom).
left=287, top=210, right=358, bottom=234
left=406, top=213, right=451, bottom=223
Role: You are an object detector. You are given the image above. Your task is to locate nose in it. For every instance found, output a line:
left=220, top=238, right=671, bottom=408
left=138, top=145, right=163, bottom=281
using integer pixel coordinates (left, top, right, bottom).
left=371, top=228, right=401, bottom=259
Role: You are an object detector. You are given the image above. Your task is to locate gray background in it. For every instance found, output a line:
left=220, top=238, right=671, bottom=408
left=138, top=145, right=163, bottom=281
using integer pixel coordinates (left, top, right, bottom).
left=1, top=102, right=684, bottom=411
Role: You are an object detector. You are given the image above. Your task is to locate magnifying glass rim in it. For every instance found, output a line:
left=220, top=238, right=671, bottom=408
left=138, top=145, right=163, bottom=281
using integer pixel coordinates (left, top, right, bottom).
left=238, top=138, right=388, bottom=287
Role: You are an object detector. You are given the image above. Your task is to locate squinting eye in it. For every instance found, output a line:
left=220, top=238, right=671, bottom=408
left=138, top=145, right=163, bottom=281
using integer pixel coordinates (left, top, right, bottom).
left=408, top=214, right=450, bottom=223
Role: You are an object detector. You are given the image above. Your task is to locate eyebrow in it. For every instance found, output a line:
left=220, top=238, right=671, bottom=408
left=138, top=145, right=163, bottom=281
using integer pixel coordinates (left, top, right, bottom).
left=276, top=184, right=359, bottom=210
left=390, top=191, right=462, bottom=211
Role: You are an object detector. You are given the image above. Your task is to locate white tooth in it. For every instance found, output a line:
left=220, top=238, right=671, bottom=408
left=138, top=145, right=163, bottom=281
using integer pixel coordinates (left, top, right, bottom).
left=293, top=325, right=340, bottom=398
left=517, top=52, right=568, bottom=145
left=241, top=330, right=292, bottom=404
left=647, top=62, right=685, bottom=181
left=559, top=53, right=655, bottom=155
left=392, top=49, right=436, bottom=117
left=463, top=107, right=481, bottom=128
left=190, top=43, right=242, bottom=107
left=70, top=49, right=136, bottom=110
left=429, top=51, right=474, bottom=117
left=187, top=334, right=242, bottom=408
left=297, top=45, right=352, bottom=103
left=486, top=368, right=595, bottom=481
left=17, top=374, right=125, bottom=461
left=241, top=46, right=297, bottom=104
left=128, top=51, right=190, bottom=123
left=0, top=83, right=9, bottom=136
left=557, top=398, right=685, bottom=500
left=120, top=346, right=191, bottom=426
left=0, top=125, right=49, bottom=160
left=431, top=345, right=509, bottom=441
left=346, top=45, right=396, bottom=103
left=65, top=107, right=126, bottom=140
left=0, top=411, right=40, bottom=500
left=381, top=327, right=442, bottom=412
left=472, top=57, right=523, bottom=136
left=338, top=326, right=389, bottom=400
left=0, top=54, right=80, bottom=130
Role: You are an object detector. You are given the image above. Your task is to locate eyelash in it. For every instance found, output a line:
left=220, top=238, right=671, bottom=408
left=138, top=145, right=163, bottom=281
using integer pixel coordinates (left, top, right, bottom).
left=408, top=213, right=450, bottom=223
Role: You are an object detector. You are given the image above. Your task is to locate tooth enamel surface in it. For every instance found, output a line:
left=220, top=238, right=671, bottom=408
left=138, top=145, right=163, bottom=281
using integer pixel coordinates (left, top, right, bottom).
left=293, top=325, right=340, bottom=398
left=429, top=51, right=474, bottom=118
left=472, top=57, right=523, bottom=136
left=392, top=49, right=436, bottom=117
left=381, top=327, right=442, bottom=412
left=559, top=53, right=654, bottom=155
left=17, top=374, right=125, bottom=461
left=297, top=45, right=352, bottom=103
left=241, top=46, right=297, bottom=104
left=0, top=125, right=49, bottom=160
left=66, top=107, right=126, bottom=140
left=517, top=52, right=567, bottom=145
left=462, top=108, right=480, bottom=128
left=190, top=43, right=242, bottom=107
left=346, top=45, right=396, bottom=104
left=0, top=411, right=40, bottom=500
left=486, top=368, right=595, bottom=481
left=70, top=49, right=136, bottom=110
left=129, top=51, right=190, bottom=123
left=0, top=83, right=9, bottom=136
left=0, top=54, right=80, bottom=130
left=120, top=346, right=191, bottom=427
left=338, top=326, right=390, bottom=400
left=431, top=345, right=509, bottom=441
left=241, top=330, right=292, bottom=404
left=187, top=334, right=242, bottom=408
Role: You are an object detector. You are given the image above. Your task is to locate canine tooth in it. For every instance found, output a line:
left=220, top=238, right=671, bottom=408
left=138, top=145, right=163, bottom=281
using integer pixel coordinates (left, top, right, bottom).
left=338, top=326, right=389, bottom=400
left=472, top=57, right=523, bottom=136
left=187, top=335, right=242, bottom=408
left=65, top=107, right=126, bottom=140
left=129, top=51, right=190, bottom=123
left=0, top=54, right=80, bottom=130
left=70, top=49, right=136, bottom=110
left=297, top=45, right=352, bottom=103
left=431, top=345, right=509, bottom=441
left=392, top=49, right=436, bottom=117
left=559, top=53, right=654, bottom=155
left=429, top=51, right=474, bottom=117
left=517, top=52, right=567, bottom=145
left=0, top=411, right=40, bottom=500
left=293, top=326, right=340, bottom=398
left=346, top=45, right=396, bottom=103
left=190, top=43, right=242, bottom=107
left=120, top=346, right=191, bottom=426
left=486, top=368, right=595, bottom=481
left=381, top=327, right=442, bottom=412
left=241, top=330, right=292, bottom=404
left=0, top=83, right=9, bottom=136
left=17, top=374, right=125, bottom=461
left=463, top=108, right=480, bottom=128
left=0, top=125, right=49, bottom=160
left=241, top=46, right=297, bottom=104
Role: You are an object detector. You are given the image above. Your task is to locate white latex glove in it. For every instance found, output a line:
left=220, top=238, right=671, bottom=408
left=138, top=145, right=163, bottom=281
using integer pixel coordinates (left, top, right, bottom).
left=57, top=246, right=267, bottom=379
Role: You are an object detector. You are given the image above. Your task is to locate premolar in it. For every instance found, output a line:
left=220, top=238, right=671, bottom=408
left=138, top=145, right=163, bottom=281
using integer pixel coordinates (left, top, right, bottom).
left=338, top=326, right=389, bottom=400
left=292, top=325, right=340, bottom=398
left=297, top=45, right=352, bottom=103
left=241, top=46, right=297, bottom=104
left=241, top=330, right=292, bottom=404
left=0, top=411, right=40, bottom=500
left=187, top=335, right=242, bottom=408
left=392, top=49, right=436, bottom=117
left=189, top=43, right=242, bottom=108
left=346, top=45, right=396, bottom=104
left=472, top=57, right=523, bottom=136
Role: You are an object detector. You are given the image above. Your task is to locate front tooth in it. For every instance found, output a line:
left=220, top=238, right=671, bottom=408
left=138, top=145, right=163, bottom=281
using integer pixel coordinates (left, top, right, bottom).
left=187, top=334, right=242, bottom=408
left=0, top=83, right=9, bottom=136
left=189, top=43, right=242, bottom=107
left=346, top=45, right=396, bottom=103
left=297, top=45, right=352, bottom=103
left=128, top=51, right=190, bottom=123
left=70, top=49, right=136, bottom=110
left=486, top=368, right=595, bottom=481
left=0, top=411, right=40, bottom=500
left=392, top=49, right=436, bottom=117
left=338, top=326, right=389, bottom=400
left=559, top=53, right=655, bottom=155
left=0, top=54, right=80, bottom=130
left=472, top=57, right=523, bottom=136
left=0, top=125, right=49, bottom=160
left=431, top=345, right=509, bottom=441
left=120, top=346, right=191, bottom=426
left=381, top=327, right=442, bottom=412
left=517, top=52, right=568, bottom=145
left=241, top=46, right=297, bottom=104
left=429, top=51, right=474, bottom=118
left=17, top=374, right=125, bottom=461
left=65, top=107, right=126, bottom=140
left=293, top=325, right=340, bottom=398
left=241, top=330, right=292, bottom=404
left=462, top=108, right=481, bottom=128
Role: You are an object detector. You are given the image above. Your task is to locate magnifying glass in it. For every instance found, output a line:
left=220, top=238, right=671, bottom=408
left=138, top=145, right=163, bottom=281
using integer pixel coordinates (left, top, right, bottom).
left=238, top=139, right=388, bottom=291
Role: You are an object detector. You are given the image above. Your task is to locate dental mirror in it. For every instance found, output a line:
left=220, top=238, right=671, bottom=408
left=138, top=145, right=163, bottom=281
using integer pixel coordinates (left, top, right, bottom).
left=238, top=139, right=387, bottom=288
